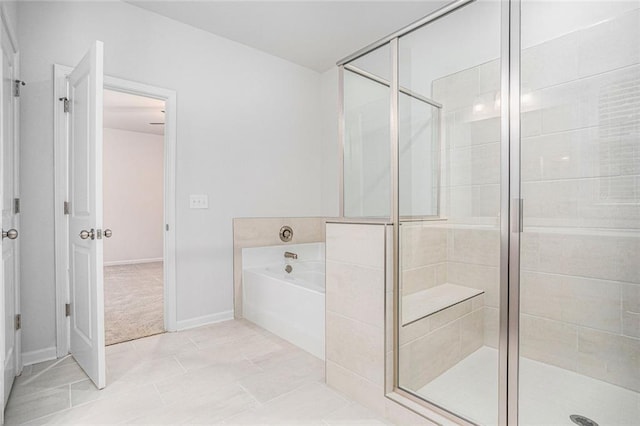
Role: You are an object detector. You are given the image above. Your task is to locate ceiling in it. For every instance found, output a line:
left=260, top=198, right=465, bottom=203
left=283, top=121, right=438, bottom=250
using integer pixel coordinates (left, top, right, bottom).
left=103, top=90, right=166, bottom=135
left=125, top=1, right=450, bottom=72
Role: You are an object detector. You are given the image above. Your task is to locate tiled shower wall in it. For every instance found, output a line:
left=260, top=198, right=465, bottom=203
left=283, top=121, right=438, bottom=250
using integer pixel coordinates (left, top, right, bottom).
left=517, top=7, right=640, bottom=392
left=404, top=7, right=639, bottom=392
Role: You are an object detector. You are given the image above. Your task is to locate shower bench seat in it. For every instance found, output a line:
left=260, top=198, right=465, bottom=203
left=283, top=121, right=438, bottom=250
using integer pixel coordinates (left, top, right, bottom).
left=402, top=283, right=484, bottom=326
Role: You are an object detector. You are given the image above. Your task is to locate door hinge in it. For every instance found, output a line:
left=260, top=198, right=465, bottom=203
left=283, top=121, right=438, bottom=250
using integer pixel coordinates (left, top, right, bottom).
left=65, top=303, right=71, bottom=317
left=15, top=314, right=21, bottom=330
left=59, top=97, right=70, bottom=113
left=13, top=80, right=25, bottom=97
left=64, top=201, right=70, bottom=215
left=165, top=224, right=169, bottom=231
left=14, top=198, right=20, bottom=214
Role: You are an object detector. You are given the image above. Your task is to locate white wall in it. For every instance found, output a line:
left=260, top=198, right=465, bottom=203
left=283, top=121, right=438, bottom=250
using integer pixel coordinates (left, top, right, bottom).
left=18, top=1, right=336, bottom=355
left=103, top=127, right=164, bottom=265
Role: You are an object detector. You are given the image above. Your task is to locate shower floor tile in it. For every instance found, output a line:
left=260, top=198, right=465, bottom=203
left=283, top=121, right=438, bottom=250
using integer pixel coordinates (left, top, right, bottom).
left=417, top=346, right=640, bottom=426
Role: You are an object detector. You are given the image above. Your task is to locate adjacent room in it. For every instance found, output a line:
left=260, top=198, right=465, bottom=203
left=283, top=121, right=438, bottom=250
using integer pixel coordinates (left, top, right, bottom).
left=103, top=89, right=166, bottom=345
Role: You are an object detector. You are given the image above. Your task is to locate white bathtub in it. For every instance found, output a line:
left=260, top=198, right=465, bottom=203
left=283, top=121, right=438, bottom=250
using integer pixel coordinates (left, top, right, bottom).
left=242, top=243, right=325, bottom=359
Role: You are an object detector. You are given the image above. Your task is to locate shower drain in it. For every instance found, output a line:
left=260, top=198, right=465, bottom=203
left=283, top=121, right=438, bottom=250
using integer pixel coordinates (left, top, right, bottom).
left=570, top=415, right=599, bottom=426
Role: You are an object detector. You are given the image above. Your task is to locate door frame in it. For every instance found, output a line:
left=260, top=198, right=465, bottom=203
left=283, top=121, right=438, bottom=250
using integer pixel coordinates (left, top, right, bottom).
left=53, top=65, right=177, bottom=356
left=0, top=2, right=21, bottom=409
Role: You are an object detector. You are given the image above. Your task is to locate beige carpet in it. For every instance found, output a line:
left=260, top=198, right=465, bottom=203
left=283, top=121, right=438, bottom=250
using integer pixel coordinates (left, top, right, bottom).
left=104, top=262, right=164, bottom=345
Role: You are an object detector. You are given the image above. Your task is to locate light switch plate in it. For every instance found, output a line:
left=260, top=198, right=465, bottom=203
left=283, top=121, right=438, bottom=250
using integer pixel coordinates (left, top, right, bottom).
left=189, top=194, right=208, bottom=209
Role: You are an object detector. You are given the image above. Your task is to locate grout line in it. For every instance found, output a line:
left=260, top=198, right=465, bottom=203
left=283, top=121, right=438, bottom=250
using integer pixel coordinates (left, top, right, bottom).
left=68, top=383, right=72, bottom=409
left=186, top=335, right=203, bottom=350
left=237, top=382, right=263, bottom=407
left=326, top=310, right=384, bottom=331
left=325, top=258, right=385, bottom=271
left=173, top=355, right=188, bottom=374
left=520, top=269, right=638, bottom=286
left=15, top=406, right=75, bottom=425
left=241, top=354, right=265, bottom=372
left=152, top=382, right=166, bottom=405
left=325, top=360, right=384, bottom=394
left=20, top=355, right=74, bottom=386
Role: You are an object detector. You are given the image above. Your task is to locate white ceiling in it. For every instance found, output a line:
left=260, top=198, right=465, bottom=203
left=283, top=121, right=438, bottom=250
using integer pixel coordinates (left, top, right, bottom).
left=103, top=89, right=166, bottom=135
left=125, top=1, right=450, bottom=72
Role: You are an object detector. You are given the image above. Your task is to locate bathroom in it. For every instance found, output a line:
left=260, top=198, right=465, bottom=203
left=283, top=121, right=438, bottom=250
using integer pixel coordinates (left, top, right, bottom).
left=4, top=0, right=640, bottom=424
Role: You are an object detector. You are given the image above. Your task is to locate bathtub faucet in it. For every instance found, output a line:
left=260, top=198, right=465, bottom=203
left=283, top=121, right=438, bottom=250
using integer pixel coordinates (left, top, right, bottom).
left=284, top=251, right=298, bottom=260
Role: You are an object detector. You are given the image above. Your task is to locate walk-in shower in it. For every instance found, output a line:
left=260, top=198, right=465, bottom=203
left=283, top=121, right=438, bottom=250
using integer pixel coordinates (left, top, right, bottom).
left=338, top=0, right=639, bottom=424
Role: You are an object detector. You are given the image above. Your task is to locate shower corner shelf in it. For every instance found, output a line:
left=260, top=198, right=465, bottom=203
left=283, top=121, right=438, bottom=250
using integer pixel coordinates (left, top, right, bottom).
left=401, top=283, right=484, bottom=326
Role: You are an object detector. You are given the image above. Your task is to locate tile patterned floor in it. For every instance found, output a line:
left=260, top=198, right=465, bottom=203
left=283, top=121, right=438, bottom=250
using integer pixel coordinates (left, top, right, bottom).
left=104, top=262, right=164, bottom=345
left=5, top=320, right=390, bottom=425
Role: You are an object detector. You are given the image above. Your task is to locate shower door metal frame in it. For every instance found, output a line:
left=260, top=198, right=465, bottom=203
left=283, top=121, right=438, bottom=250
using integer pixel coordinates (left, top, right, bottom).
left=336, top=0, right=522, bottom=424
left=504, top=0, right=521, bottom=424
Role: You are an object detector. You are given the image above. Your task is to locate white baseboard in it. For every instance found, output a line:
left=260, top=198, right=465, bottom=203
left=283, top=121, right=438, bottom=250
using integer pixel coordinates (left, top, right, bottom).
left=104, top=257, right=163, bottom=267
left=22, top=346, right=58, bottom=366
left=176, top=310, right=234, bottom=331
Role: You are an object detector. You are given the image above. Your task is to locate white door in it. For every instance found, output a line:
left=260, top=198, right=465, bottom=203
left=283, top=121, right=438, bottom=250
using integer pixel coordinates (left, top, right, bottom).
left=67, top=41, right=106, bottom=389
left=1, top=22, right=19, bottom=407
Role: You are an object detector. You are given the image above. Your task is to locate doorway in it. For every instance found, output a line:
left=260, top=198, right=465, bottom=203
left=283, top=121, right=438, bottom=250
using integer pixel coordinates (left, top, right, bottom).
left=102, top=89, right=165, bottom=345
left=53, top=62, right=178, bottom=374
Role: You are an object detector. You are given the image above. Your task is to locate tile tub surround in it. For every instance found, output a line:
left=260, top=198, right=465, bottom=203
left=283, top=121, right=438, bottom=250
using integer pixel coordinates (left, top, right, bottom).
left=232, top=217, right=326, bottom=318
left=5, top=320, right=390, bottom=425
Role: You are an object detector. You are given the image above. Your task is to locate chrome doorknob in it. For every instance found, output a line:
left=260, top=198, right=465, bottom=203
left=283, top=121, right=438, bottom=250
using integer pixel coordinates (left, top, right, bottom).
left=104, top=229, right=112, bottom=238
left=2, top=229, right=18, bottom=240
left=79, top=229, right=95, bottom=240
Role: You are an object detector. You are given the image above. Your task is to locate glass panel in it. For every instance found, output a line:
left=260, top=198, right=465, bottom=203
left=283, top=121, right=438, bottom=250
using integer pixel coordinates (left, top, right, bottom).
left=343, top=59, right=390, bottom=218
left=519, top=2, right=640, bottom=425
left=399, top=93, right=440, bottom=218
left=396, top=0, right=502, bottom=424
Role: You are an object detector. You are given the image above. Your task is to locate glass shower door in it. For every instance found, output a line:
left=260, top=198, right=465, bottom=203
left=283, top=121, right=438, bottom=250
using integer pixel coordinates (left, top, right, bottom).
left=396, top=1, right=502, bottom=424
left=518, top=2, right=640, bottom=425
